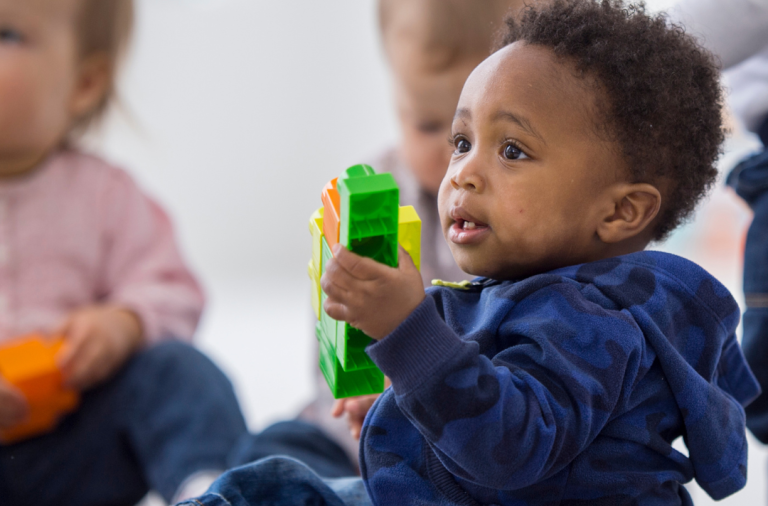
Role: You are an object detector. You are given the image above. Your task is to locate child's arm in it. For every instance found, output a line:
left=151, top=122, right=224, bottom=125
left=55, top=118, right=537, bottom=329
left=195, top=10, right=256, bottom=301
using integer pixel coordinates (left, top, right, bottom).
left=323, top=246, right=643, bottom=489
left=58, top=169, right=204, bottom=389
left=57, top=305, right=143, bottom=390
left=93, top=169, right=205, bottom=345
left=331, top=378, right=390, bottom=439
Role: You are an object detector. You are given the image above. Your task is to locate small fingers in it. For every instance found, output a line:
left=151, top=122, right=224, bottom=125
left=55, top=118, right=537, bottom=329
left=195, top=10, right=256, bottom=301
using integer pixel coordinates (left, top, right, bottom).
left=320, top=259, right=357, bottom=301
left=348, top=411, right=365, bottom=440
left=333, top=245, right=388, bottom=281
left=62, top=332, right=105, bottom=390
left=346, top=394, right=379, bottom=417
left=398, top=245, right=418, bottom=273
left=350, top=422, right=362, bottom=440
left=323, top=298, right=351, bottom=324
left=57, top=315, right=90, bottom=370
left=53, top=316, right=72, bottom=339
left=65, top=345, right=96, bottom=390
left=331, top=399, right=346, bottom=418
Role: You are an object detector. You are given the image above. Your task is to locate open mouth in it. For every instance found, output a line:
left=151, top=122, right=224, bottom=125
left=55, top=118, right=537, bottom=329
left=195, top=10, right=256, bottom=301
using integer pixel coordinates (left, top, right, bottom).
left=448, top=210, right=490, bottom=245
left=456, top=219, right=487, bottom=230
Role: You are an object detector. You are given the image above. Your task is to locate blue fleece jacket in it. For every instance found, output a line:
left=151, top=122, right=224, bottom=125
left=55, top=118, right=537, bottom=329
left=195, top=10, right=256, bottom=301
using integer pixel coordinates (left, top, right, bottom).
left=361, top=252, right=760, bottom=505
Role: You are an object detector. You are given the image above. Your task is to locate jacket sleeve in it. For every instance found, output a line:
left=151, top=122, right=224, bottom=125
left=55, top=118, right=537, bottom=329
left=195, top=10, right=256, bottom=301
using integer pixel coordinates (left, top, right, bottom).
left=367, top=284, right=645, bottom=490
left=98, top=169, right=205, bottom=344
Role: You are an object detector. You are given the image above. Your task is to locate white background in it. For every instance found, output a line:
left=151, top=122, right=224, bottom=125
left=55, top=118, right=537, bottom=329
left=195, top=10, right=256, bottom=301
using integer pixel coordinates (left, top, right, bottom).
left=89, top=0, right=766, bottom=504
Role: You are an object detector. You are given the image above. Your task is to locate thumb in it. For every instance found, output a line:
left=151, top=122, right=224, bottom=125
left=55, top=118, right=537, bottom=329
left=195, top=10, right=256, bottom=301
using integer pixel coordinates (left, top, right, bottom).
left=54, top=312, right=74, bottom=338
left=397, top=245, right=418, bottom=273
left=57, top=314, right=89, bottom=369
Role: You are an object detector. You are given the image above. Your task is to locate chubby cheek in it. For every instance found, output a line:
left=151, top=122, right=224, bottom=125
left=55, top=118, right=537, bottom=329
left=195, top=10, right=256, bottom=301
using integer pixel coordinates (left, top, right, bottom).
left=436, top=173, right=456, bottom=232
left=502, top=194, right=589, bottom=269
left=0, top=66, right=66, bottom=150
left=490, top=194, right=565, bottom=266
left=0, top=67, right=35, bottom=136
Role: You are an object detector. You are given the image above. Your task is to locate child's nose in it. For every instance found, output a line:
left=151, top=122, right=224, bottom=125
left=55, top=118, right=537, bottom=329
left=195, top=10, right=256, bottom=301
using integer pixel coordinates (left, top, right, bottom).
left=450, top=158, right=485, bottom=193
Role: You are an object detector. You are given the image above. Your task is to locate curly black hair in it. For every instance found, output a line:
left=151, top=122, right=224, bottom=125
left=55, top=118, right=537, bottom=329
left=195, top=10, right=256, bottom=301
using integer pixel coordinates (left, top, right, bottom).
left=498, top=0, right=725, bottom=240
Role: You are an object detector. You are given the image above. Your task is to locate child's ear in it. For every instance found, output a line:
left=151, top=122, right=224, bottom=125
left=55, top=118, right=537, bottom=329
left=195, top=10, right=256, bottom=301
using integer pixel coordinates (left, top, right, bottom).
left=597, top=183, right=662, bottom=244
left=69, top=53, right=112, bottom=120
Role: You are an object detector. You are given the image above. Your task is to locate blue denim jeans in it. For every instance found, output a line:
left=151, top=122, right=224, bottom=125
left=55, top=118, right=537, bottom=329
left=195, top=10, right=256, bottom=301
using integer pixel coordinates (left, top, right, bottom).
left=177, top=456, right=372, bottom=506
left=728, top=128, right=768, bottom=442
left=228, top=420, right=356, bottom=479
left=0, top=341, right=248, bottom=506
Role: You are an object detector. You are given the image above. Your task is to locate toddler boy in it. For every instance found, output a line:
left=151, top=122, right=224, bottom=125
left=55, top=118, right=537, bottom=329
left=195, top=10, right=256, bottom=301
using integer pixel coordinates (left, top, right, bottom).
left=184, top=1, right=760, bottom=504
left=306, top=0, right=527, bottom=459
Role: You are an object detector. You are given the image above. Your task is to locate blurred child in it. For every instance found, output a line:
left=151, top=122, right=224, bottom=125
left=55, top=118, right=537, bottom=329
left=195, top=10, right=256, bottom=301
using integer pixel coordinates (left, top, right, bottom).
left=182, top=1, right=759, bottom=504
left=301, top=0, right=527, bottom=461
left=0, top=1, right=247, bottom=504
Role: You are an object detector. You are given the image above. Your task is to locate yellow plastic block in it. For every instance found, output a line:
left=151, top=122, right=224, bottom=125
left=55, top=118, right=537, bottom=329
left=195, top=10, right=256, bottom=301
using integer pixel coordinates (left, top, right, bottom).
left=309, top=207, right=324, bottom=279
left=308, top=260, right=322, bottom=320
left=398, top=206, right=422, bottom=272
left=0, top=335, right=80, bottom=443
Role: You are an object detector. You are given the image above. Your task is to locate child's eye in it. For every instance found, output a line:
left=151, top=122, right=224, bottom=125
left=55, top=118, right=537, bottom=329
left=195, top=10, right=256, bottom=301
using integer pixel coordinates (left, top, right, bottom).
left=0, top=28, right=23, bottom=45
left=503, top=143, right=528, bottom=161
left=453, top=138, right=471, bottom=154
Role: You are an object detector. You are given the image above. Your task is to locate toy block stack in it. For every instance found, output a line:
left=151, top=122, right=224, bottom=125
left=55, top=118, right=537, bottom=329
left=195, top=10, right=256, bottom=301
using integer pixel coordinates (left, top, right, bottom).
left=0, top=335, right=79, bottom=443
left=309, top=165, right=421, bottom=398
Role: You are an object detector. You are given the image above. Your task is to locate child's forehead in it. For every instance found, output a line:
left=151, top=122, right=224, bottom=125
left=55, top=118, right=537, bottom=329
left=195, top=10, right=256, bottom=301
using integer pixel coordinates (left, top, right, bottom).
left=459, top=43, right=601, bottom=132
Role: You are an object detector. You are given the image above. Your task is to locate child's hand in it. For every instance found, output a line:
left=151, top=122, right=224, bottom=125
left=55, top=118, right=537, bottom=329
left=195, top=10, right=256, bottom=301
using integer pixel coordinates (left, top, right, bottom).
left=56, top=306, right=144, bottom=391
left=322, top=245, right=425, bottom=340
left=0, top=379, right=28, bottom=429
left=331, top=394, right=380, bottom=440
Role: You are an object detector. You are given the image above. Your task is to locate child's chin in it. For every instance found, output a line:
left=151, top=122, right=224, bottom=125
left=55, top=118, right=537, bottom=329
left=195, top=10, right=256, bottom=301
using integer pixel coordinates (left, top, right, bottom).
left=454, top=256, right=493, bottom=279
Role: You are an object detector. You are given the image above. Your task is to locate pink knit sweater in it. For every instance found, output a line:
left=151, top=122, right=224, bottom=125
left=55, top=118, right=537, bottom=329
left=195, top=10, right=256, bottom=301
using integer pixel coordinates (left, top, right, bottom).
left=0, top=149, right=204, bottom=344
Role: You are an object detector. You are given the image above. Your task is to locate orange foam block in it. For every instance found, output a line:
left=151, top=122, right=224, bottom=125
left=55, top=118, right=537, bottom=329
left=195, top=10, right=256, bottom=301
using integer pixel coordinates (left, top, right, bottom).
left=0, top=335, right=80, bottom=443
left=321, top=178, right=341, bottom=250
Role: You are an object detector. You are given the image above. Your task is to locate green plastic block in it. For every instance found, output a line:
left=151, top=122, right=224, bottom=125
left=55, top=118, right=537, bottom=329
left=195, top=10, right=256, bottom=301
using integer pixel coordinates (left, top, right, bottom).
left=319, top=237, right=337, bottom=344
left=321, top=235, right=333, bottom=275
left=337, top=167, right=399, bottom=269
left=339, top=164, right=375, bottom=180
left=321, top=233, right=376, bottom=371
left=317, top=324, right=384, bottom=399
left=319, top=289, right=336, bottom=346
left=353, top=233, right=399, bottom=267
left=336, top=321, right=376, bottom=371
left=312, top=166, right=403, bottom=399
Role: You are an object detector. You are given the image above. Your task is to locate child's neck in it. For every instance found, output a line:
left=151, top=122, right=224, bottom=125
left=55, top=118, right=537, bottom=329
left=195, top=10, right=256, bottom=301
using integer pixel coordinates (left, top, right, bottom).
left=0, top=150, right=52, bottom=180
left=600, top=235, right=652, bottom=260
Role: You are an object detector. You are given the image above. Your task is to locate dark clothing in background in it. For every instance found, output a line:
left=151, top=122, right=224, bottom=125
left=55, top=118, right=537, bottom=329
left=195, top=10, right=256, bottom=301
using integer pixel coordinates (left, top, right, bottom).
left=0, top=342, right=248, bottom=506
left=728, top=121, right=768, bottom=444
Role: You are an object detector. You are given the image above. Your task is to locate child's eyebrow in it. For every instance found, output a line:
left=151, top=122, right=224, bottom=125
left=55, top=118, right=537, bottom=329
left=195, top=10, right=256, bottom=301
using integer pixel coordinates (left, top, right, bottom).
left=493, top=110, right=544, bottom=143
left=453, top=108, right=545, bottom=144
left=454, top=108, right=471, bottom=125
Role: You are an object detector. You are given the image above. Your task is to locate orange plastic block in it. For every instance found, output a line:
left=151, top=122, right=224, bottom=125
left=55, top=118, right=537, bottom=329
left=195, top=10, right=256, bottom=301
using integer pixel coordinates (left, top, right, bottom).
left=321, top=178, right=341, bottom=250
left=0, top=335, right=80, bottom=443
